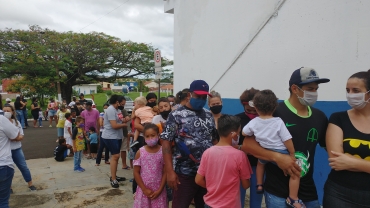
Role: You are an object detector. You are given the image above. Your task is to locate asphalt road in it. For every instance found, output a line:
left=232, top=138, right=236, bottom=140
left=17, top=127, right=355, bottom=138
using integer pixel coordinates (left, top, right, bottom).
left=21, top=120, right=60, bottom=160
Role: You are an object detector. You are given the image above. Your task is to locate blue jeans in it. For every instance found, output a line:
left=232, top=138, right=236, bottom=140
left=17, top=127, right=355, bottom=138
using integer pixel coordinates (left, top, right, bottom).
left=264, top=191, right=320, bottom=208
left=0, top=166, right=14, bottom=208
left=74, top=151, right=82, bottom=170
left=11, top=148, right=32, bottom=182
left=38, top=117, right=42, bottom=126
left=240, top=166, right=263, bottom=208
left=23, top=109, right=28, bottom=127
left=16, top=110, right=25, bottom=128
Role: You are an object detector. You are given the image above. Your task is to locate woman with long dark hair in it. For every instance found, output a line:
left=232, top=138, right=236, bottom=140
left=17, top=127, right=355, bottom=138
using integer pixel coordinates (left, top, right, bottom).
left=30, top=98, right=40, bottom=128
left=14, top=96, right=25, bottom=129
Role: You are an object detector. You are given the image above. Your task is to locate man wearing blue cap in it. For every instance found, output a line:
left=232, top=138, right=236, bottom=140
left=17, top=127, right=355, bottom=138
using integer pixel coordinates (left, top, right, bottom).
left=243, top=67, right=329, bottom=208
left=161, top=80, right=216, bottom=208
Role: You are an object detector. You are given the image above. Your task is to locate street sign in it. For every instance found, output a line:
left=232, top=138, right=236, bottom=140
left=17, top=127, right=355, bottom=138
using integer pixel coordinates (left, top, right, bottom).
left=154, top=50, right=161, bottom=67
left=155, top=67, right=162, bottom=79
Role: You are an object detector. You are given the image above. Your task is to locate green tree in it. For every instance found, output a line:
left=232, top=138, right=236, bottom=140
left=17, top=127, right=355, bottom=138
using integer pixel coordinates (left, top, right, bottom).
left=0, top=25, right=173, bottom=103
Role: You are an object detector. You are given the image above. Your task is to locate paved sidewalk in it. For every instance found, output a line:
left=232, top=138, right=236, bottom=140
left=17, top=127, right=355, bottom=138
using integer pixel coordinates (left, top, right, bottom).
left=10, top=156, right=135, bottom=208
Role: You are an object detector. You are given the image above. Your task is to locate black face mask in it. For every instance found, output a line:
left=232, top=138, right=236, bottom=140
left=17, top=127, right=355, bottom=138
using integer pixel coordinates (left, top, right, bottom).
left=118, top=106, right=124, bottom=110
left=160, top=109, right=171, bottom=119
left=147, top=102, right=157, bottom=108
left=210, top=105, right=223, bottom=114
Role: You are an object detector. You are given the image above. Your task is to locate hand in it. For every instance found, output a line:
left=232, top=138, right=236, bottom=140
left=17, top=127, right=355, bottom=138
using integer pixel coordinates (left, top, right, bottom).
left=329, top=151, right=356, bottom=171
left=73, top=147, right=77, bottom=153
left=167, top=170, right=180, bottom=190
left=143, top=188, right=154, bottom=197
left=275, top=153, right=301, bottom=177
left=149, top=190, right=162, bottom=200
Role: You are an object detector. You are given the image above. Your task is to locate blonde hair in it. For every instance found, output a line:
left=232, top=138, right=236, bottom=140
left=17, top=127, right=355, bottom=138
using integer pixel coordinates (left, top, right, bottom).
left=208, top=91, right=222, bottom=104
left=134, top=96, right=147, bottom=106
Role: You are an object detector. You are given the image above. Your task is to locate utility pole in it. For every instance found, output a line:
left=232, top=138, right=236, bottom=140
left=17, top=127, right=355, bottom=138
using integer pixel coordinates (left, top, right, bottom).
left=154, top=50, right=162, bottom=99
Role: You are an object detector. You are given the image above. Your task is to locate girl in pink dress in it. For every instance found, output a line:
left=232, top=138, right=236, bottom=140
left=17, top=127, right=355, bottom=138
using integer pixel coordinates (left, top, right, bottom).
left=133, top=123, right=167, bottom=208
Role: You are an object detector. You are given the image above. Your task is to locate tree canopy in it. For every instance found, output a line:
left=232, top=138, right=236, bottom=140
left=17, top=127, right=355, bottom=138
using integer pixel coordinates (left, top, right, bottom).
left=0, top=25, right=173, bottom=102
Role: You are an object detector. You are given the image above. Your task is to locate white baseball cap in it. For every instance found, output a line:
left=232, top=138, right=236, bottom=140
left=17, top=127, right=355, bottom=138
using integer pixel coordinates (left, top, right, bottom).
left=6, top=98, right=11, bottom=102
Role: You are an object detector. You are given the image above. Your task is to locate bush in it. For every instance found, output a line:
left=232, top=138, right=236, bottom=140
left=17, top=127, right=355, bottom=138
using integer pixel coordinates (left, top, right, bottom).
left=97, top=85, right=104, bottom=93
left=106, top=90, right=112, bottom=96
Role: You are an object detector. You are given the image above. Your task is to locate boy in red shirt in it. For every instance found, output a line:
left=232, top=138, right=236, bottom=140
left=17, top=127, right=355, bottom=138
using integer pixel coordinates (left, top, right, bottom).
left=195, top=115, right=252, bottom=208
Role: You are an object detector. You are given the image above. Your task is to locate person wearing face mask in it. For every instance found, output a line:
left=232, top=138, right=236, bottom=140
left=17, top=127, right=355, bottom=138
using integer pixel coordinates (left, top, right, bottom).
left=3, top=105, right=37, bottom=192
left=243, top=67, right=329, bottom=208
left=235, top=87, right=261, bottom=208
left=173, top=88, right=190, bottom=111
left=152, top=97, right=172, bottom=133
left=324, top=70, right=370, bottom=207
left=167, top=95, right=175, bottom=110
left=102, top=95, right=127, bottom=188
left=161, top=80, right=216, bottom=208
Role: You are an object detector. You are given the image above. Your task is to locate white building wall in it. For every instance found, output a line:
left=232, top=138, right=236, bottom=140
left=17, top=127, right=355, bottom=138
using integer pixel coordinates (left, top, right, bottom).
left=73, top=85, right=98, bottom=95
left=171, top=0, right=370, bottom=101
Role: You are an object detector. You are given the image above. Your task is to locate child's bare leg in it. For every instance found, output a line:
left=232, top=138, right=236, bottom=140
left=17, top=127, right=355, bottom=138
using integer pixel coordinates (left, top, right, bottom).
left=133, top=130, right=139, bottom=142
left=256, top=161, right=265, bottom=192
left=289, top=175, right=302, bottom=207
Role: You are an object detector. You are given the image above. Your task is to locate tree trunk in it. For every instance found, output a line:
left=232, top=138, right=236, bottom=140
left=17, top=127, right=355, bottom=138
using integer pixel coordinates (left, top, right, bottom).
left=61, top=82, right=74, bottom=104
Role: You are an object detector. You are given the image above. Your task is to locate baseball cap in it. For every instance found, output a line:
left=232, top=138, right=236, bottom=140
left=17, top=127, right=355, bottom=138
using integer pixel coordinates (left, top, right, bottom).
left=289, top=67, right=330, bottom=87
left=6, top=98, right=11, bottom=102
left=189, top=80, right=212, bottom=97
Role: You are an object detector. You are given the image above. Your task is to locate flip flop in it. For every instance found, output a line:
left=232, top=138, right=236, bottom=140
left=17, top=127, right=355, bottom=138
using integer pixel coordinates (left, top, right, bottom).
left=122, top=166, right=131, bottom=170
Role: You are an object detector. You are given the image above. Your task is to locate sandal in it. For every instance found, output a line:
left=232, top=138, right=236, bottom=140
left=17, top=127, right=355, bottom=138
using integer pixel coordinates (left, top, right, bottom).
left=256, top=184, right=264, bottom=194
left=122, top=166, right=131, bottom=170
left=286, top=196, right=305, bottom=208
left=95, top=164, right=100, bottom=166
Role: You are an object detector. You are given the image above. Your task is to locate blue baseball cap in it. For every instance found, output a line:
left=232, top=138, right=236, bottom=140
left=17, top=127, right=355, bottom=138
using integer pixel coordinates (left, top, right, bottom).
left=189, top=80, right=212, bottom=97
left=289, top=67, right=330, bottom=87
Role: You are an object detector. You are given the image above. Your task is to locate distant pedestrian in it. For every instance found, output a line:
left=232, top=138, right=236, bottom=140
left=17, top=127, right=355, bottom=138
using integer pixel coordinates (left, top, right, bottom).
left=56, top=105, right=70, bottom=142
left=88, top=127, right=98, bottom=159
left=20, top=95, right=29, bottom=128
left=47, top=98, right=58, bottom=127
left=30, top=98, right=41, bottom=128
left=14, top=95, right=26, bottom=129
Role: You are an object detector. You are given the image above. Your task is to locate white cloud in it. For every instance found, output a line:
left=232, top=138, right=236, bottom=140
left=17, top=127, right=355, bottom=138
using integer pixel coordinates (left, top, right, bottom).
left=0, top=0, right=174, bottom=59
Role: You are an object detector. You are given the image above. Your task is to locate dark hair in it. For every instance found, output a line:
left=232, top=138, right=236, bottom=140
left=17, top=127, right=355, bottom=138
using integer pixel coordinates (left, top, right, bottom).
left=109, top=94, right=125, bottom=104
left=103, top=103, right=110, bottom=107
left=73, top=97, right=76, bottom=101
left=65, top=113, right=71, bottom=119
left=217, top=115, right=241, bottom=137
left=349, top=70, right=370, bottom=91
left=167, top=95, right=174, bottom=98
left=89, top=126, right=96, bottom=132
left=143, top=123, right=159, bottom=135
left=146, top=93, right=157, bottom=101
left=289, top=84, right=303, bottom=94
left=253, top=90, right=278, bottom=114
left=175, top=88, right=189, bottom=104
left=15, top=96, right=21, bottom=102
left=32, top=97, right=37, bottom=102
left=158, top=97, right=170, bottom=105
left=59, top=138, right=66, bottom=145
left=239, top=88, right=260, bottom=105
left=71, top=109, right=76, bottom=113
left=75, top=116, right=84, bottom=124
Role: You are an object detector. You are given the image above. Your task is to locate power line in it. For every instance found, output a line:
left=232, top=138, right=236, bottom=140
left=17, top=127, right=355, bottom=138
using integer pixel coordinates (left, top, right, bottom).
left=79, top=0, right=131, bottom=32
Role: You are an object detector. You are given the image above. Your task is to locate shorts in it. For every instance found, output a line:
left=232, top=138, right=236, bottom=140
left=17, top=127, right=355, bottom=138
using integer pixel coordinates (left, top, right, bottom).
left=48, top=109, right=57, bottom=117
left=31, top=112, right=39, bottom=120
left=65, top=137, right=73, bottom=146
left=120, top=137, right=128, bottom=151
left=90, top=143, right=98, bottom=153
left=57, top=128, right=64, bottom=137
left=103, top=138, right=122, bottom=155
left=259, top=148, right=289, bottom=164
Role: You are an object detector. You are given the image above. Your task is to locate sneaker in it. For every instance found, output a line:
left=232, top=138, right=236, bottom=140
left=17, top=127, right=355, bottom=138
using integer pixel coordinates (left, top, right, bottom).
left=79, top=167, right=85, bottom=172
left=29, top=185, right=37, bottom=191
left=110, top=179, right=119, bottom=188
left=130, top=140, right=139, bottom=148
left=49, top=125, right=52, bottom=127
left=39, top=126, right=43, bottom=128
left=74, top=169, right=83, bottom=173
left=110, top=176, right=126, bottom=182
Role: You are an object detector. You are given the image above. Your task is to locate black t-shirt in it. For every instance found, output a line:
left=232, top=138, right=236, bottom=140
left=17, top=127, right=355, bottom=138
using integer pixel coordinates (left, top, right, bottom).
left=54, top=145, right=67, bottom=161
left=235, top=112, right=258, bottom=167
left=265, top=100, right=328, bottom=201
left=79, top=99, right=87, bottom=105
left=14, top=101, right=22, bottom=110
left=31, top=102, right=39, bottom=113
left=327, top=111, right=370, bottom=190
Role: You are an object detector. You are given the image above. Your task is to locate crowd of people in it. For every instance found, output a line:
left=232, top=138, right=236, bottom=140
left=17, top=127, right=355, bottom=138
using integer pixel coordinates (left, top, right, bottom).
left=1, top=67, right=370, bottom=208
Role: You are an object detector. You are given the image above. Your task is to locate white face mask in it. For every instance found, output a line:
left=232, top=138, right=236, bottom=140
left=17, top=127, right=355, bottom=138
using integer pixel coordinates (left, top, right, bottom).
left=297, top=87, right=318, bottom=106
left=4, top=112, right=12, bottom=119
left=104, top=109, right=108, bottom=113
left=170, top=102, right=174, bottom=106
left=232, top=134, right=240, bottom=146
left=346, top=90, right=370, bottom=109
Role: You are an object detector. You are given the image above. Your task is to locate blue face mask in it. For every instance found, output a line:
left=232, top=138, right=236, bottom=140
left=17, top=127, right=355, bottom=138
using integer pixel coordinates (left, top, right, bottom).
left=190, top=97, right=206, bottom=110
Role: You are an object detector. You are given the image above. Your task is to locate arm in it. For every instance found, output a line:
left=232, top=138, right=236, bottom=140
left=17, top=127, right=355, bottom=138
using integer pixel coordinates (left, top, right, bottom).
left=241, top=179, right=250, bottom=189
left=68, top=127, right=73, bottom=138
left=284, top=139, right=296, bottom=157
left=133, top=150, right=154, bottom=196
left=31, top=104, right=35, bottom=110
left=161, top=139, right=180, bottom=190
left=134, top=117, right=144, bottom=132
left=109, top=120, right=126, bottom=129
left=242, top=136, right=301, bottom=177
left=326, top=123, right=370, bottom=173
left=195, top=174, right=206, bottom=188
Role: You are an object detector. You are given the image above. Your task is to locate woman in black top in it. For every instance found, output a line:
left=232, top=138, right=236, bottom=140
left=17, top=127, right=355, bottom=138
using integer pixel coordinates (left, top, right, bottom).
left=14, top=96, right=26, bottom=129
left=324, top=70, right=370, bottom=207
left=30, top=98, right=40, bottom=128
left=235, top=88, right=261, bottom=208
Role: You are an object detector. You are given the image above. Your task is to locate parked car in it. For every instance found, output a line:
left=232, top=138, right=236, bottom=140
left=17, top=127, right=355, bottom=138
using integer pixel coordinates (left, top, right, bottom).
left=104, top=96, right=134, bottom=114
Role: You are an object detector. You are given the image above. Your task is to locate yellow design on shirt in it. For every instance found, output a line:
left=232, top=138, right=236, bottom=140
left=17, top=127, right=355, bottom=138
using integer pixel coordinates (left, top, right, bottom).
left=343, top=138, right=370, bottom=149
left=74, top=128, right=85, bottom=151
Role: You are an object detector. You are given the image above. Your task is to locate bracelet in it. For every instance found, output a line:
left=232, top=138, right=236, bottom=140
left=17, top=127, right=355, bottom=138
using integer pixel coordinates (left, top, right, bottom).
left=238, top=145, right=242, bottom=150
